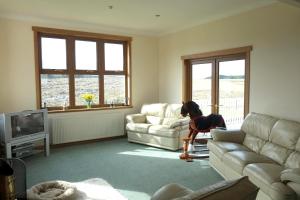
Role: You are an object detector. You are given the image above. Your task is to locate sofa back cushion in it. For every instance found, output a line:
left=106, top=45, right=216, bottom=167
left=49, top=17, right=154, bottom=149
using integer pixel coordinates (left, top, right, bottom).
left=270, top=120, right=300, bottom=149
left=261, top=119, right=300, bottom=165
left=141, top=103, right=167, bottom=117
left=260, top=142, right=292, bottom=165
left=146, top=116, right=163, bottom=125
left=162, top=104, right=185, bottom=126
left=285, top=151, right=300, bottom=168
left=285, top=137, right=300, bottom=168
left=141, top=103, right=167, bottom=125
left=242, top=113, right=278, bottom=153
left=164, top=104, right=182, bottom=118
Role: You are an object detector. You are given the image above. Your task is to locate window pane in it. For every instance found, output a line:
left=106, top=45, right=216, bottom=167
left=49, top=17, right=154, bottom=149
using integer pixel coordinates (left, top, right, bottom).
left=104, top=75, right=125, bottom=104
left=41, top=37, right=67, bottom=69
left=192, top=63, right=212, bottom=115
left=41, top=74, right=69, bottom=107
left=75, top=75, right=99, bottom=105
left=75, top=40, right=97, bottom=70
left=219, top=59, right=245, bottom=129
left=104, top=43, right=124, bottom=71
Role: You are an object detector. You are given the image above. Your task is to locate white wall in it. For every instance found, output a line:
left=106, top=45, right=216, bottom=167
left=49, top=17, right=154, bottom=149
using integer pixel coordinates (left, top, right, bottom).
left=1, top=2, right=300, bottom=144
left=158, top=3, right=300, bottom=121
left=0, top=18, right=159, bottom=143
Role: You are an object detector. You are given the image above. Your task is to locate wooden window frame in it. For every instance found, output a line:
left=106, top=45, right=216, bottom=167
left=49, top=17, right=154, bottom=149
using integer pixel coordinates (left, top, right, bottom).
left=181, top=46, right=252, bottom=117
left=33, top=27, right=132, bottom=112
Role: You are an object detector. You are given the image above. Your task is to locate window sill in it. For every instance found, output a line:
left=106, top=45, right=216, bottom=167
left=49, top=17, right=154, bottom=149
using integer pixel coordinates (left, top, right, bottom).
left=48, top=105, right=133, bottom=114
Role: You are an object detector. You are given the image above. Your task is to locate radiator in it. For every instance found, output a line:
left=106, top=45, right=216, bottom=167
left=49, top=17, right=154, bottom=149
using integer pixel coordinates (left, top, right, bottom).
left=50, top=112, right=125, bottom=144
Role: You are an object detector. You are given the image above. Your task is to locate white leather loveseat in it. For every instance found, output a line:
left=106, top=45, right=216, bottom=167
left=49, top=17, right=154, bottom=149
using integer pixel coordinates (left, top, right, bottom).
left=208, top=112, right=300, bottom=200
left=126, top=103, right=190, bottom=150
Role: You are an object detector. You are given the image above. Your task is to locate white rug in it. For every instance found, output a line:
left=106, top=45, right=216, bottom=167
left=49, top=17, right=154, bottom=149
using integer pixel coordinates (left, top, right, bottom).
left=27, top=178, right=128, bottom=200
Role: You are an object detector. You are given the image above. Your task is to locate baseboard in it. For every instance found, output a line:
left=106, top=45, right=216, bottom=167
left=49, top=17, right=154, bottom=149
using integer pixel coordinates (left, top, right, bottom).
left=52, top=135, right=127, bottom=148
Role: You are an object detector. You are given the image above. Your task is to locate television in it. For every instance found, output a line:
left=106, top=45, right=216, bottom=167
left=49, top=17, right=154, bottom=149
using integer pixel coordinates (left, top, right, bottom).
left=0, top=109, right=49, bottom=158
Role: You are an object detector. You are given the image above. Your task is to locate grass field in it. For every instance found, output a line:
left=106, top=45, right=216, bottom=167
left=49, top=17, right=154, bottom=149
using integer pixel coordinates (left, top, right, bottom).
left=41, top=75, right=125, bottom=107
left=193, top=79, right=244, bottom=128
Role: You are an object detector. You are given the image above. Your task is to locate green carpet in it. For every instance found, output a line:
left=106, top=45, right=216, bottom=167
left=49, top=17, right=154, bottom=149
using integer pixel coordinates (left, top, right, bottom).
left=24, top=138, right=223, bottom=200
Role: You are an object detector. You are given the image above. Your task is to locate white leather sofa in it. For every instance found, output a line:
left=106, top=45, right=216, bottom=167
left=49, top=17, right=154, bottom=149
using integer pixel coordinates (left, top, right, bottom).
left=126, top=103, right=190, bottom=150
left=208, top=112, right=300, bottom=200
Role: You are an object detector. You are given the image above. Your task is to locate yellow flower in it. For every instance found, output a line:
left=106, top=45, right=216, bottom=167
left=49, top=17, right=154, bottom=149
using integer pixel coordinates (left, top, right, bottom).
left=81, top=93, right=95, bottom=102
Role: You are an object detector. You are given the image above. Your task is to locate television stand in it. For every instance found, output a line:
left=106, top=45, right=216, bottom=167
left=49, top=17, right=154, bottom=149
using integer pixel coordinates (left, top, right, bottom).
left=0, top=109, right=50, bottom=159
left=4, top=133, right=50, bottom=159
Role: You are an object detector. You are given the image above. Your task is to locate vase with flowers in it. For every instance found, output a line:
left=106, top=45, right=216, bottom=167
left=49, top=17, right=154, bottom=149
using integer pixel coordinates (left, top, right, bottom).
left=81, top=93, right=95, bottom=109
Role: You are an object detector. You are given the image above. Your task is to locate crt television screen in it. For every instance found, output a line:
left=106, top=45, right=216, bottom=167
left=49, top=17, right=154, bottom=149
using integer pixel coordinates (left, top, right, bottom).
left=11, top=112, right=44, bottom=138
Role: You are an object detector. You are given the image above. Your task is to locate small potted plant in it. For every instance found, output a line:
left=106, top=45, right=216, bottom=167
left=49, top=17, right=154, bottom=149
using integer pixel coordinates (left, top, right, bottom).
left=81, top=93, right=95, bottom=109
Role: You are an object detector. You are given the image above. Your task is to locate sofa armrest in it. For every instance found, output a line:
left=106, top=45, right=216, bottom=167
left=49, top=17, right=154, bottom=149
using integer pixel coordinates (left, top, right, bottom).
left=211, top=129, right=246, bottom=144
left=151, top=183, right=193, bottom=200
left=166, top=118, right=190, bottom=129
left=126, top=114, right=146, bottom=123
left=281, top=168, right=300, bottom=184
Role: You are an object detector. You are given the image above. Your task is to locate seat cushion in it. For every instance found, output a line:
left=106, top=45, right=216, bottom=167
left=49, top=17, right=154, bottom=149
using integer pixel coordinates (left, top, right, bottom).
left=126, top=123, right=151, bottom=133
left=244, top=163, right=296, bottom=200
left=223, top=151, right=275, bottom=174
left=207, top=140, right=250, bottom=159
left=148, top=125, right=178, bottom=138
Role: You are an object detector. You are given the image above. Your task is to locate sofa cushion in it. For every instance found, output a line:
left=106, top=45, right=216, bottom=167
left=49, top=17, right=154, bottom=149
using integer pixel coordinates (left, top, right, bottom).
left=223, top=151, right=275, bottom=174
left=270, top=119, right=300, bottom=149
left=148, top=125, right=178, bottom=138
left=243, top=163, right=284, bottom=186
left=126, top=113, right=146, bottom=123
left=242, top=113, right=278, bottom=153
left=287, top=182, right=300, bottom=200
left=296, top=137, right=300, bottom=152
left=243, top=134, right=266, bottom=153
left=151, top=183, right=193, bottom=200
left=242, top=113, right=278, bottom=141
left=164, top=104, right=182, bottom=118
left=141, top=103, right=167, bottom=118
left=285, top=138, right=300, bottom=168
left=207, top=140, right=250, bottom=159
left=126, top=123, right=152, bottom=133
left=147, top=116, right=163, bottom=125
left=173, top=176, right=258, bottom=200
left=285, top=151, right=300, bottom=169
left=260, top=142, right=292, bottom=165
left=281, top=168, right=300, bottom=184
left=244, top=163, right=296, bottom=200
left=162, top=118, right=189, bottom=128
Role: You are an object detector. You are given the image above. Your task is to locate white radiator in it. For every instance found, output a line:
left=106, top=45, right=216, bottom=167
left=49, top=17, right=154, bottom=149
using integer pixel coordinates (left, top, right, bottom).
left=50, top=112, right=125, bottom=144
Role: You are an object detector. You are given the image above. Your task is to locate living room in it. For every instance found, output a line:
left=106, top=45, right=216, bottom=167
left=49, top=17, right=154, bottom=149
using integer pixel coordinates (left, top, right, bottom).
left=0, top=0, right=300, bottom=199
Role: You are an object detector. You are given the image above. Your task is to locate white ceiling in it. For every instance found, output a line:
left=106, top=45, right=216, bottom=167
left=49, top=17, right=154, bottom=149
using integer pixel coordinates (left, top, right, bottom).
left=0, top=0, right=278, bottom=36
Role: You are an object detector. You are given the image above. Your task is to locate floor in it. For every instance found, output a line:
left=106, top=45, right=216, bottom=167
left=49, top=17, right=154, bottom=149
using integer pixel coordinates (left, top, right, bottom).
left=24, top=138, right=223, bottom=200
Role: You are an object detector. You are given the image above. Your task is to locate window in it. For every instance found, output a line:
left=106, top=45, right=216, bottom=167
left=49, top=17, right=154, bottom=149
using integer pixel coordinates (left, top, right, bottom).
left=182, top=46, right=251, bottom=129
left=33, top=27, right=132, bottom=111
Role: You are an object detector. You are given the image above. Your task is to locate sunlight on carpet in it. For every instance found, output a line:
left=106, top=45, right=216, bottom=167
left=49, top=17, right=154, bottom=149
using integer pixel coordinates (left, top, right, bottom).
left=118, top=189, right=151, bottom=200
left=24, top=139, right=223, bottom=200
left=118, top=147, right=180, bottom=159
